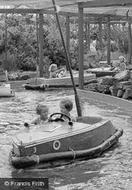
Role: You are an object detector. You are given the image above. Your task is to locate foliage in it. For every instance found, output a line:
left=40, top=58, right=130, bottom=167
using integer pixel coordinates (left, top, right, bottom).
left=0, top=14, right=67, bottom=71
left=95, top=24, right=129, bottom=54
left=0, top=13, right=131, bottom=72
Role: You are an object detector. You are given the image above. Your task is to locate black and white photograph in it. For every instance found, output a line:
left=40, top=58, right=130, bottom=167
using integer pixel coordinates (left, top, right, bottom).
left=0, top=0, right=131, bottom=189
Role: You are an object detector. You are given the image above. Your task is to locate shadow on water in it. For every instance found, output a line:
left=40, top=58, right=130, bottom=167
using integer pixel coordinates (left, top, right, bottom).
left=0, top=87, right=132, bottom=189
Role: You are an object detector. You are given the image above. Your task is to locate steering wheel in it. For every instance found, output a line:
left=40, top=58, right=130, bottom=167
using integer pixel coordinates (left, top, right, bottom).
left=48, top=112, right=72, bottom=122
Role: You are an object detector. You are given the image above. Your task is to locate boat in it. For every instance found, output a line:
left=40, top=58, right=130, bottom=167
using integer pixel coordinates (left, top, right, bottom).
left=10, top=112, right=123, bottom=169
left=23, top=73, right=97, bottom=91
left=86, top=67, right=117, bottom=77
left=0, top=83, right=15, bottom=97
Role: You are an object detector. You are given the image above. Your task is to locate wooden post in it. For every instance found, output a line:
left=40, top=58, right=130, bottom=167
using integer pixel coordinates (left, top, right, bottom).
left=87, top=21, right=90, bottom=52
left=85, top=18, right=90, bottom=51
left=128, top=21, right=132, bottom=64
left=38, top=12, right=44, bottom=77
left=36, top=13, right=39, bottom=71
left=66, top=15, right=70, bottom=54
left=78, top=5, right=84, bottom=89
left=107, top=17, right=111, bottom=65
left=98, top=19, right=103, bottom=50
left=65, top=15, right=70, bottom=71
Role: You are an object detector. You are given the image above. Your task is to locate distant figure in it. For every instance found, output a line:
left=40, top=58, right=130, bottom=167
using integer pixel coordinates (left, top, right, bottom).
left=90, top=40, right=97, bottom=53
left=31, top=104, right=49, bottom=125
left=118, top=56, right=127, bottom=72
left=49, top=64, right=58, bottom=78
left=111, top=56, right=127, bottom=73
left=59, top=98, right=73, bottom=118
left=49, top=64, right=66, bottom=78
left=87, top=51, right=100, bottom=68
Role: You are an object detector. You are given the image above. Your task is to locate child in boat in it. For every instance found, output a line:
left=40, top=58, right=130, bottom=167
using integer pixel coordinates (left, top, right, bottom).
left=118, top=56, right=127, bottom=72
left=59, top=98, right=74, bottom=118
left=49, top=64, right=58, bottom=78
left=49, top=64, right=66, bottom=78
left=113, top=56, right=127, bottom=72
left=24, top=104, right=49, bottom=127
left=31, top=104, right=49, bottom=125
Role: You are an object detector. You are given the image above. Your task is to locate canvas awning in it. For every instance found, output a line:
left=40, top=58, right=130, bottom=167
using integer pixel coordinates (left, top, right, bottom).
left=0, top=0, right=131, bottom=20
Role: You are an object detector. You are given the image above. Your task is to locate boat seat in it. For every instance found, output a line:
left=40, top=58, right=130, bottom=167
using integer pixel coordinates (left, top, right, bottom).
left=76, top=116, right=102, bottom=125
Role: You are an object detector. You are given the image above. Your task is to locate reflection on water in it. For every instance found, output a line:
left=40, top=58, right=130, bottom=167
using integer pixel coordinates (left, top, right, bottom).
left=0, top=88, right=132, bottom=189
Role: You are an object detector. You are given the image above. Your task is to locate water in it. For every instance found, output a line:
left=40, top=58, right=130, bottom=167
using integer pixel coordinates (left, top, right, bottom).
left=0, top=86, right=132, bottom=190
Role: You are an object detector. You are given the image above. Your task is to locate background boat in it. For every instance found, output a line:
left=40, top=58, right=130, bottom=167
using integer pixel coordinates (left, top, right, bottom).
left=0, top=83, right=15, bottom=97
left=77, top=89, right=132, bottom=112
left=86, top=67, right=116, bottom=77
left=24, top=73, right=97, bottom=90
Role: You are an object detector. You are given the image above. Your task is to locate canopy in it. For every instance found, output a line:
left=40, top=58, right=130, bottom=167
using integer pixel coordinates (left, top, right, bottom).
left=0, top=0, right=131, bottom=19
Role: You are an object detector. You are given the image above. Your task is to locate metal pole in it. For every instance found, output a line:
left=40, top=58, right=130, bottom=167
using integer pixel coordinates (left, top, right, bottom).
left=78, top=5, right=84, bottom=89
left=52, top=0, right=82, bottom=117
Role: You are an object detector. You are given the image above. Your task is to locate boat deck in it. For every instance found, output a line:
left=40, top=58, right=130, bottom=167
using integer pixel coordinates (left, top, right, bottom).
left=13, top=119, right=109, bottom=146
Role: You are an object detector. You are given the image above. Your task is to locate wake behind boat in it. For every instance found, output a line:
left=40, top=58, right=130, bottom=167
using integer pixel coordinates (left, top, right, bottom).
left=10, top=113, right=123, bottom=169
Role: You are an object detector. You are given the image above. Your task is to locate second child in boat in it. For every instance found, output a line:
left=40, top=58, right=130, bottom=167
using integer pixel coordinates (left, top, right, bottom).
left=59, top=98, right=76, bottom=123
left=24, top=104, right=49, bottom=127
left=59, top=98, right=73, bottom=118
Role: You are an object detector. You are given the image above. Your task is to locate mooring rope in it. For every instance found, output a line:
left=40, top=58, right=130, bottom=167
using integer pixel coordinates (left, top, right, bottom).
left=69, top=147, right=76, bottom=161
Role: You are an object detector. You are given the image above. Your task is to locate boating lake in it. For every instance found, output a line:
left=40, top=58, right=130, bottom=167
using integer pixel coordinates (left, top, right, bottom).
left=0, top=85, right=132, bottom=190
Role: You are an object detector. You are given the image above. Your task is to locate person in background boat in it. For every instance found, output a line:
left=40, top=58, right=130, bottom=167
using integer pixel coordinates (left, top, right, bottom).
left=49, top=64, right=58, bottom=78
left=112, top=56, right=127, bottom=72
left=49, top=64, right=66, bottom=78
left=117, top=56, right=127, bottom=72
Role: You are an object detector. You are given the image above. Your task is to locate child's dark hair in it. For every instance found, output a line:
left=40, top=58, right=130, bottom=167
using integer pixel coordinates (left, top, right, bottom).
left=60, top=98, right=73, bottom=112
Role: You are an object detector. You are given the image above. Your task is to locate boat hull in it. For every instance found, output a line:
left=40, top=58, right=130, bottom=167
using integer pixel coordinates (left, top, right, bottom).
left=24, top=84, right=46, bottom=91
left=77, top=89, right=132, bottom=112
left=24, top=73, right=96, bottom=90
left=0, top=84, right=15, bottom=97
left=11, top=128, right=123, bottom=169
left=86, top=68, right=116, bottom=77
left=10, top=119, right=123, bottom=169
